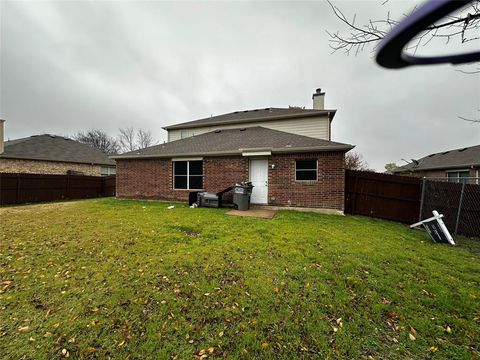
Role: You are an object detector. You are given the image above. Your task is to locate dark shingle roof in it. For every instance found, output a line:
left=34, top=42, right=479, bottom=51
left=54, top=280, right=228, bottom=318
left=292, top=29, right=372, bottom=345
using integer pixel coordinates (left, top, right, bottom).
left=163, top=107, right=336, bottom=130
left=1, top=134, right=116, bottom=166
left=113, top=127, right=353, bottom=159
left=392, top=144, right=480, bottom=173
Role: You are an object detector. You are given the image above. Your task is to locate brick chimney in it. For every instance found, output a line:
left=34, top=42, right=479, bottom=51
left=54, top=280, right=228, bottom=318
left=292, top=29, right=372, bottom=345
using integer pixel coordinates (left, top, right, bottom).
left=0, top=119, right=4, bottom=154
left=312, top=88, right=325, bottom=110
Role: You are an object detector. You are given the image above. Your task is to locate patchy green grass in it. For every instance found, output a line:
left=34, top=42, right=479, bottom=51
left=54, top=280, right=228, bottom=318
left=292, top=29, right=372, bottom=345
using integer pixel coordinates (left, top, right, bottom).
left=1, top=198, right=479, bottom=359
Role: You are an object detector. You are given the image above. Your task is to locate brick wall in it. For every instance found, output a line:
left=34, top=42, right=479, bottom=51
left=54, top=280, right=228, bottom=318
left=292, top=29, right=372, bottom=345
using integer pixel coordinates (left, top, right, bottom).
left=116, top=158, right=178, bottom=200
left=116, top=152, right=346, bottom=210
left=0, top=158, right=103, bottom=176
left=402, top=168, right=479, bottom=184
left=204, top=157, right=249, bottom=203
left=268, top=152, right=345, bottom=210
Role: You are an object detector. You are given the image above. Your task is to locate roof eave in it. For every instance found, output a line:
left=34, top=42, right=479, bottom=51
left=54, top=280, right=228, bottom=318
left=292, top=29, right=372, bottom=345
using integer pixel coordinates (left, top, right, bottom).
left=0, top=154, right=116, bottom=166
left=396, top=163, right=480, bottom=172
left=162, top=110, right=337, bottom=130
left=111, top=144, right=354, bottom=160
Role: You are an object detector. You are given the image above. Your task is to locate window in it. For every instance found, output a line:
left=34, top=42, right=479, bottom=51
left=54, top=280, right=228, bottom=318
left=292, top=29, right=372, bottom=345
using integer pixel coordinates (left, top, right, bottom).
left=295, top=160, right=317, bottom=181
left=101, top=167, right=116, bottom=176
left=180, top=130, right=188, bottom=139
left=173, top=160, right=203, bottom=189
left=447, top=170, right=469, bottom=184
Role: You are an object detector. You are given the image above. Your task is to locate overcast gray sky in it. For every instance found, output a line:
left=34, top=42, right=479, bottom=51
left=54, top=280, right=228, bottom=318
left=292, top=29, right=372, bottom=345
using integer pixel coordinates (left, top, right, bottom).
left=1, top=0, right=479, bottom=170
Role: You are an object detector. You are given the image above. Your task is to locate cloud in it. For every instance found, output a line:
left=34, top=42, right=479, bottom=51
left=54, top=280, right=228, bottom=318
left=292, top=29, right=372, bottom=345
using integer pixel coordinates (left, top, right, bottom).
left=1, top=0, right=479, bottom=170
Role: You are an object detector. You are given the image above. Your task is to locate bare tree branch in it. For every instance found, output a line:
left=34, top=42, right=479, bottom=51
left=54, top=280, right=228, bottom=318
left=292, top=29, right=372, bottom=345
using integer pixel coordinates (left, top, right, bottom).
left=137, top=129, right=156, bottom=149
left=74, top=130, right=120, bottom=155
left=118, top=127, right=136, bottom=153
left=326, top=0, right=480, bottom=56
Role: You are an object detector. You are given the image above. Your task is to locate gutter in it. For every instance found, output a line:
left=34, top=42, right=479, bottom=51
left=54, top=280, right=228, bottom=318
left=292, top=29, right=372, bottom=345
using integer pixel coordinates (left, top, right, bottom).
left=162, top=110, right=337, bottom=130
left=110, top=144, right=354, bottom=160
left=0, top=154, right=115, bottom=166
left=397, top=163, right=480, bottom=172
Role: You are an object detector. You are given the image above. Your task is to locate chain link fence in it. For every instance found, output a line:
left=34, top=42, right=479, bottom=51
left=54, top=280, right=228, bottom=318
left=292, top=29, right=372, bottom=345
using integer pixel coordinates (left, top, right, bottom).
left=420, top=177, right=480, bottom=238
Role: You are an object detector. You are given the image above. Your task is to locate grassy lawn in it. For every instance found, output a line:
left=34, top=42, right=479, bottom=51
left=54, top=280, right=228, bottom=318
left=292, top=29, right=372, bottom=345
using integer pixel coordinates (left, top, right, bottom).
left=1, top=199, right=479, bottom=359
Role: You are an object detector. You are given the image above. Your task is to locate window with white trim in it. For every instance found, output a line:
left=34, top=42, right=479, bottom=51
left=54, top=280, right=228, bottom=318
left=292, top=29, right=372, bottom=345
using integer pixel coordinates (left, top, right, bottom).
left=101, top=167, right=116, bottom=176
left=295, top=160, right=317, bottom=181
left=173, top=160, right=203, bottom=189
left=447, top=170, right=469, bottom=184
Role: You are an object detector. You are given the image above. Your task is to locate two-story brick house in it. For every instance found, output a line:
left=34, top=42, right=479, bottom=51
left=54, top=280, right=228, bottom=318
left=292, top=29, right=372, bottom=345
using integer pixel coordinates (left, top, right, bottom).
left=113, top=89, right=354, bottom=211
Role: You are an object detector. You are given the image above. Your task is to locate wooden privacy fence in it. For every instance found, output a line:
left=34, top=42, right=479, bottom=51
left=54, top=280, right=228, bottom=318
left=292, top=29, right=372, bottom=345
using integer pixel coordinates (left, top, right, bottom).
left=0, top=173, right=116, bottom=205
left=345, top=170, right=480, bottom=237
left=344, top=170, right=422, bottom=224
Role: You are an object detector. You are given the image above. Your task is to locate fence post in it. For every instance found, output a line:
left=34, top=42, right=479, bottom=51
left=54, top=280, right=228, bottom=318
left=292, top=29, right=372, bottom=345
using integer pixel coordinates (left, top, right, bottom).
left=454, top=182, right=466, bottom=236
left=16, top=174, right=21, bottom=204
left=418, top=177, right=426, bottom=221
left=101, top=176, right=105, bottom=197
left=351, top=171, right=359, bottom=215
left=66, top=174, right=70, bottom=199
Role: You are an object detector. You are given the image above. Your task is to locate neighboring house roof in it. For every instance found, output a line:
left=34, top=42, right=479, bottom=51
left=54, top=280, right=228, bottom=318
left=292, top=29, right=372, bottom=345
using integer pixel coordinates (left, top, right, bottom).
left=163, top=107, right=336, bottom=130
left=1, top=134, right=116, bottom=166
left=393, top=144, right=480, bottom=173
left=112, top=126, right=353, bottom=159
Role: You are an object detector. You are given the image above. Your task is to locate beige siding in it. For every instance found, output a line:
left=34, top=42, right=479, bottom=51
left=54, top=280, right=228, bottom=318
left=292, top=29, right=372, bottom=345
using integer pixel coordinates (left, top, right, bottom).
left=168, top=115, right=330, bottom=142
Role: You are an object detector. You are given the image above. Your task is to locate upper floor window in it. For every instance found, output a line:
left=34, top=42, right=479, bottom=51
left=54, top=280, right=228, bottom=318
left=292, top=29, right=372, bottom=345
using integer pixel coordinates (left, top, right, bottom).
left=295, top=160, right=317, bottom=181
left=173, top=160, right=203, bottom=189
left=180, top=130, right=188, bottom=139
left=447, top=170, right=469, bottom=184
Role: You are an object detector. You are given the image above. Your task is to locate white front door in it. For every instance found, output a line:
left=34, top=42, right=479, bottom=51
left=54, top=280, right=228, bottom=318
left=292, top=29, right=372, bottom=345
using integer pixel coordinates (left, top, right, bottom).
left=249, top=159, right=268, bottom=204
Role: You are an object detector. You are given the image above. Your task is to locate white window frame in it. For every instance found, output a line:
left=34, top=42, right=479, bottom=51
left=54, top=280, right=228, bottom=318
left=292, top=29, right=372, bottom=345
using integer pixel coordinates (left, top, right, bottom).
left=295, top=159, right=318, bottom=181
left=180, top=130, right=188, bottom=139
left=446, top=169, right=470, bottom=183
left=101, top=167, right=116, bottom=176
left=173, top=160, right=204, bottom=190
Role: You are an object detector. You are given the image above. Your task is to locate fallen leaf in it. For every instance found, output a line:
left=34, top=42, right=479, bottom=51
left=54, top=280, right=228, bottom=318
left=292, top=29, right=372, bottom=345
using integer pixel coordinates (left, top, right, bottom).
left=261, top=342, right=269, bottom=348
left=87, top=347, right=96, bottom=353
left=218, top=330, right=224, bottom=337
left=429, top=346, right=438, bottom=353
left=409, top=333, right=416, bottom=341
left=274, top=287, right=280, bottom=294
left=118, top=339, right=125, bottom=347
left=446, top=326, right=452, bottom=333
left=17, top=326, right=30, bottom=333
left=91, top=307, right=99, bottom=313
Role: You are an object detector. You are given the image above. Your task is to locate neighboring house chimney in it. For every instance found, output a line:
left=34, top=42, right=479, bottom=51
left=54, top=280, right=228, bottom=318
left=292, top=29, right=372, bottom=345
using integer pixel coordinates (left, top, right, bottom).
left=0, top=119, right=4, bottom=154
left=312, top=88, right=325, bottom=110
